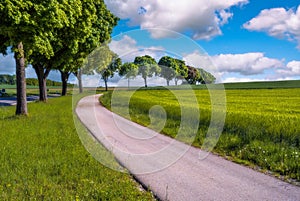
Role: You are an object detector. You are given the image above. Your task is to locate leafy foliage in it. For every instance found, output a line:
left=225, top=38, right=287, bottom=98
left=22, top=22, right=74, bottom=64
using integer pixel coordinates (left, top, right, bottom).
left=134, top=55, right=160, bottom=87
left=0, top=74, right=16, bottom=85
left=119, top=62, right=139, bottom=88
left=158, top=56, right=178, bottom=86
left=26, top=78, right=73, bottom=87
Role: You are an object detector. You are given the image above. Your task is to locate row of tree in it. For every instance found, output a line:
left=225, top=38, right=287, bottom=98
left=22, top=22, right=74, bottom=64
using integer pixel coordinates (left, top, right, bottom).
left=92, top=53, right=216, bottom=91
left=0, top=74, right=16, bottom=85
left=0, top=0, right=119, bottom=115
left=0, top=75, right=70, bottom=87
left=26, top=78, right=73, bottom=87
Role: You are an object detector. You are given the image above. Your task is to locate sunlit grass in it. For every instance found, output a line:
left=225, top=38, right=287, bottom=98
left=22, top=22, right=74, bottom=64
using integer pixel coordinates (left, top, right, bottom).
left=0, top=95, right=153, bottom=200
left=100, top=88, right=300, bottom=182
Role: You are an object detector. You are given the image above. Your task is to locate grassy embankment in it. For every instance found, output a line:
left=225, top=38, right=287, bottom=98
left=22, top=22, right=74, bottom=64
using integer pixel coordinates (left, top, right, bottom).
left=100, top=80, right=300, bottom=183
left=0, top=94, right=154, bottom=200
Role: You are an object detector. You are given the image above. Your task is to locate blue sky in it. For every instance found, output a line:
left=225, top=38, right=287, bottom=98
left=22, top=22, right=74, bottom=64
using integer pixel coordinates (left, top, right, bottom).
left=0, top=0, right=300, bottom=84
left=106, top=0, right=300, bottom=83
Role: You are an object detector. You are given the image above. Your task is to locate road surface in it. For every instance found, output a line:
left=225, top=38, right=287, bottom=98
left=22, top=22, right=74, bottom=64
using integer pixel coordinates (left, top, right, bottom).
left=76, top=95, right=300, bottom=201
left=0, top=95, right=60, bottom=106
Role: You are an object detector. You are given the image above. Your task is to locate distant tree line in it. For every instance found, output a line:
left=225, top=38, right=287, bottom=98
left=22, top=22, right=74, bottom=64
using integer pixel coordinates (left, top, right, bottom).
left=0, top=74, right=16, bottom=85
left=96, top=54, right=216, bottom=90
left=0, top=74, right=73, bottom=87
left=26, top=78, right=73, bottom=87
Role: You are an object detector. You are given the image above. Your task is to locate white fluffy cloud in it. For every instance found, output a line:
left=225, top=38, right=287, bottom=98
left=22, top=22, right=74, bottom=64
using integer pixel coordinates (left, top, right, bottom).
left=183, top=51, right=288, bottom=82
left=276, top=60, right=300, bottom=76
left=183, top=51, right=284, bottom=75
left=244, top=6, right=300, bottom=48
left=212, top=53, right=284, bottom=75
left=0, top=53, right=15, bottom=74
left=105, top=0, right=248, bottom=40
left=222, top=77, right=266, bottom=83
left=109, top=35, right=165, bottom=62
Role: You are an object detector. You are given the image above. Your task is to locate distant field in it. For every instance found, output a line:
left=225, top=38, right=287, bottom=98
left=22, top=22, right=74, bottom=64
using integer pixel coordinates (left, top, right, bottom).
left=222, top=80, right=300, bottom=89
left=100, top=85, right=300, bottom=182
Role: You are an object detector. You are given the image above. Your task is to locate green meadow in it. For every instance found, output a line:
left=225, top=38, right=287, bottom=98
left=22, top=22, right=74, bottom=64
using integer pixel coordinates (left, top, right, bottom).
left=100, top=82, right=300, bottom=182
left=0, top=95, right=153, bottom=200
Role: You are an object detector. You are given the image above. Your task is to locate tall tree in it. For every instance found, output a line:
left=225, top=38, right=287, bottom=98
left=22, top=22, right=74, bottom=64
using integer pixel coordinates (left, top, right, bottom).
left=134, top=55, right=160, bottom=87
left=197, top=68, right=216, bottom=84
left=98, top=55, right=121, bottom=91
left=58, top=1, right=118, bottom=95
left=185, top=66, right=201, bottom=84
left=119, top=62, right=138, bottom=88
left=0, top=0, right=64, bottom=114
left=14, top=42, right=27, bottom=115
left=29, top=0, right=118, bottom=99
left=174, top=59, right=188, bottom=85
left=158, top=56, right=178, bottom=86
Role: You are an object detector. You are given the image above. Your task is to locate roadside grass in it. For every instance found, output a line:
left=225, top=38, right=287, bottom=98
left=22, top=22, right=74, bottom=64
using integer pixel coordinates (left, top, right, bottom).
left=100, top=88, right=300, bottom=183
left=0, top=95, right=154, bottom=200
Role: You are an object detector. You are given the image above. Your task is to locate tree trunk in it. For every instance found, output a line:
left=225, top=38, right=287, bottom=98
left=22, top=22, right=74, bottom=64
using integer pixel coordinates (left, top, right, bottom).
left=104, top=77, right=108, bottom=91
left=77, top=69, right=83, bottom=93
left=15, top=42, right=28, bottom=115
left=128, top=78, right=130, bottom=89
left=175, top=78, right=178, bottom=86
left=167, top=80, right=170, bottom=86
left=144, top=77, right=147, bottom=88
left=60, top=70, right=70, bottom=96
left=34, top=66, right=50, bottom=102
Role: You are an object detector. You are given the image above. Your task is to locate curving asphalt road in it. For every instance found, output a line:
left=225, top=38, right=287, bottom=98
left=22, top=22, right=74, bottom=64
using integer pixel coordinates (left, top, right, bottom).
left=76, top=95, right=300, bottom=201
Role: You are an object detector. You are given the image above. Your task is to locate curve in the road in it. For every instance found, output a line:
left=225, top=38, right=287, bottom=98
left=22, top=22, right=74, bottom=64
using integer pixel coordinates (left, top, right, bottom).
left=76, top=95, right=300, bottom=201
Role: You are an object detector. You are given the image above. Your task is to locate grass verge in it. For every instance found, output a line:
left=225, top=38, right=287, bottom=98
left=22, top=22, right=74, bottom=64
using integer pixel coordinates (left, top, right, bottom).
left=0, top=95, right=154, bottom=200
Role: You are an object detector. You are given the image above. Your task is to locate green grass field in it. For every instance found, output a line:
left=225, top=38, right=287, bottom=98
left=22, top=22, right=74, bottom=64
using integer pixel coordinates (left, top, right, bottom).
left=100, top=82, right=300, bottom=182
left=0, top=95, right=153, bottom=200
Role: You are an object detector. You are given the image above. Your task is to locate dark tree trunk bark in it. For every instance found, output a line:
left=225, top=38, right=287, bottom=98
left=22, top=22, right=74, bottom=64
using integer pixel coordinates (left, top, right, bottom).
left=167, top=80, right=170, bottom=86
left=104, top=77, right=108, bottom=91
left=73, top=70, right=83, bottom=93
left=77, top=69, right=83, bottom=93
left=34, top=66, right=50, bottom=102
left=60, top=70, right=70, bottom=96
left=144, top=77, right=147, bottom=88
left=15, top=42, right=28, bottom=115
left=175, top=78, right=178, bottom=86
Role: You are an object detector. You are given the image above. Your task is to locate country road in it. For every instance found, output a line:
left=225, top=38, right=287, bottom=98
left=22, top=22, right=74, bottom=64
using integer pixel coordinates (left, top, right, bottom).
left=76, top=95, right=300, bottom=201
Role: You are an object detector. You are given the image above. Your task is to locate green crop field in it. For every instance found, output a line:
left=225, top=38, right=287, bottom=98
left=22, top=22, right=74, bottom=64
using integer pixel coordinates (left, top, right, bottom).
left=100, top=85, right=300, bottom=183
left=0, top=95, right=153, bottom=200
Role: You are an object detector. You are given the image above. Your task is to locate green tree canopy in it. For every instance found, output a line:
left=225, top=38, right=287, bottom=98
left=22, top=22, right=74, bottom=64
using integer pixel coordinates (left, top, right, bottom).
left=0, top=0, right=71, bottom=114
left=98, top=55, right=121, bottom=91
left=134, top=55, right=160, bottom=87
left=119, top=62, right=138, bottom=88
left=29, top=0, right=119, bottom=97
left=198, top=68, right=216, bottom=84
left=158, top=56, right=178, bottom=86
left=174, top=59, right=188, bottom=85
left=185, top=66, right=201, bottom=84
